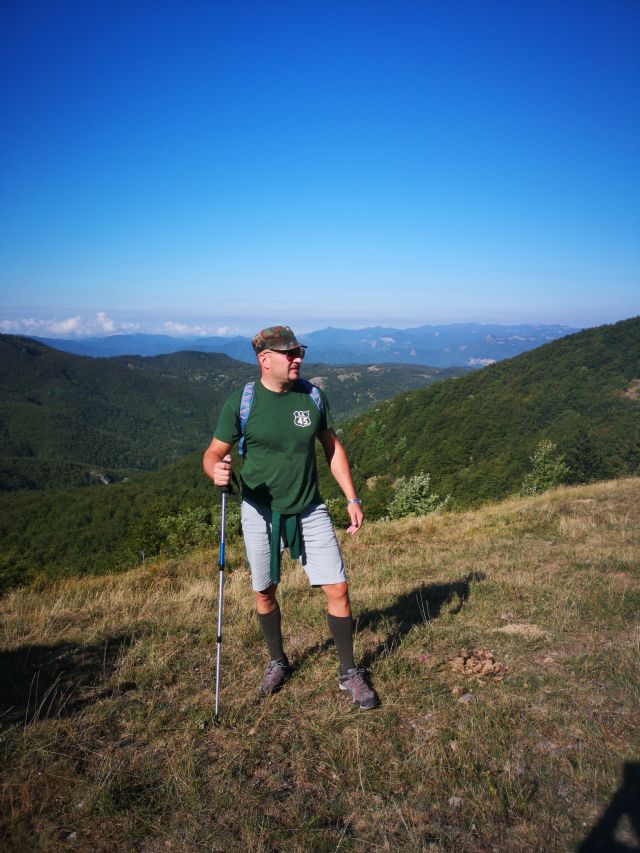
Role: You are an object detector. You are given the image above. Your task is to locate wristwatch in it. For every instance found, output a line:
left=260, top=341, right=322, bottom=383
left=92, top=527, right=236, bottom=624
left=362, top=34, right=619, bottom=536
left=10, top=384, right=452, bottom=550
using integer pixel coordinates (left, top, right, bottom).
left=347, top=497, right=362, bottom=505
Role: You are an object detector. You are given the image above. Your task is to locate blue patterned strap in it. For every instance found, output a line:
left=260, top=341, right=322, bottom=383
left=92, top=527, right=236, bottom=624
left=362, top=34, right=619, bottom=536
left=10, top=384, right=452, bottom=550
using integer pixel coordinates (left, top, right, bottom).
left=238, top=381, right=255, bottom=458
left=298, top=378, right=323, bottom=415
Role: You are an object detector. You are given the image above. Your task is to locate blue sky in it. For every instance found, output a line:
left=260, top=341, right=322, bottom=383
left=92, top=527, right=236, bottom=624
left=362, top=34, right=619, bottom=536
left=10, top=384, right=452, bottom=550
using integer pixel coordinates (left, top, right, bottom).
left=1, top=0, right=638, bottom=337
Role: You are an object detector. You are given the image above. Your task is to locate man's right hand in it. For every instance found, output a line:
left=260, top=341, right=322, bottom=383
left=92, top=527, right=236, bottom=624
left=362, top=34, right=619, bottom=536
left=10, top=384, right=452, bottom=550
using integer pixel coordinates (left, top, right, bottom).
left=203, top=439, right=234, bottom=486
left=212, top=454, right=233, bottom=488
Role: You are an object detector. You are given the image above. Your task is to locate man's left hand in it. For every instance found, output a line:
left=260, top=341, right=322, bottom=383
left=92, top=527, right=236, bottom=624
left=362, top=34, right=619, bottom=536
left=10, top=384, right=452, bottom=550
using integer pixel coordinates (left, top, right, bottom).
left=346, top=502, right=364, bottom=535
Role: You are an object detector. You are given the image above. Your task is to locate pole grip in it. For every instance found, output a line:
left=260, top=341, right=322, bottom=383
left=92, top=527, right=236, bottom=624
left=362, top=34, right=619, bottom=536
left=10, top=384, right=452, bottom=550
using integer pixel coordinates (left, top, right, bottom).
left=219, top=491, right=227, bottom=570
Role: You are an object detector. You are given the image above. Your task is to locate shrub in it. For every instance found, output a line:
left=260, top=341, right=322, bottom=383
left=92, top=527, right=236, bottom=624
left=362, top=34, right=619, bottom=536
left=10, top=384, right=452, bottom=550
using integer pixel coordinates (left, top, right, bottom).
left=387, top=472, right=450, bottom=519
left=157, top=502, right=240, bottom=555
left=520, top=440, right=569, bottom=496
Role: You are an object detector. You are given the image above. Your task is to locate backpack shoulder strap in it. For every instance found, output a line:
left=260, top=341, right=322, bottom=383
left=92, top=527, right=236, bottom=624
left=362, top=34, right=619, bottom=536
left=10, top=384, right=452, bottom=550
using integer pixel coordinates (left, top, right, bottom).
left=238, top=381, right=255, bottom=458
left=298, top=378, right=324, bottom=415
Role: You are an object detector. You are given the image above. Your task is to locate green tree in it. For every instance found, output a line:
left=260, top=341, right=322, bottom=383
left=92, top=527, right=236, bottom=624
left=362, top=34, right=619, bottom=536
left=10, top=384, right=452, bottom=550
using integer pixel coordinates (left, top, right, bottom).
left=520, top=440, right=569, bottom=496
left=565, top=427, right=606, bottom=484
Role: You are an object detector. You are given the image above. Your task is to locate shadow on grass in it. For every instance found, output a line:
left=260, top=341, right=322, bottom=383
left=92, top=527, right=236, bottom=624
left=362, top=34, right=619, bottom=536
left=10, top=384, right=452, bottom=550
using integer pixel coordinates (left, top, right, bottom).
left=0, top=634, right=136, bottom=727
left=293, top=572, right=485, bottom=673
left=577, top=762, right=640, bottom=852
left=355, top=571, right=486, bottom=670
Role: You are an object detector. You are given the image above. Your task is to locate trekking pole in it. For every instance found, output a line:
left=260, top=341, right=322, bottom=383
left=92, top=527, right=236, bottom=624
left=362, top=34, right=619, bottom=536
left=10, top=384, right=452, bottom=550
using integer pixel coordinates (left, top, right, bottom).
left=214, top=484, right=229, bottom=726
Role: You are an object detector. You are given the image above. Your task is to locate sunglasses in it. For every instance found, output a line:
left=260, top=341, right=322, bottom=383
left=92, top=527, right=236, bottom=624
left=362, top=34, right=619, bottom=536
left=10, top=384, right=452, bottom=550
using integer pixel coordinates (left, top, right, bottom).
left=266, top=347, right=305, bottom=361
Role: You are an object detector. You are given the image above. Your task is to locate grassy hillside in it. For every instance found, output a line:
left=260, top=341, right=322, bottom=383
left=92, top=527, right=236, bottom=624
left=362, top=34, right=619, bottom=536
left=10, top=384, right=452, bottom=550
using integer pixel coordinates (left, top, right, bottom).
left=1, top=479, right=638, bottom=851
left=344, top=317, right=640, bottom=508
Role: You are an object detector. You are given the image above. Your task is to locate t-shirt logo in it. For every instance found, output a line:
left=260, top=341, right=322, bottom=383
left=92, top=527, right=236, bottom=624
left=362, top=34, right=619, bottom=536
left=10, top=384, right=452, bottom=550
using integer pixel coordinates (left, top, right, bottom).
left=293, top=410, right=311, bottom=427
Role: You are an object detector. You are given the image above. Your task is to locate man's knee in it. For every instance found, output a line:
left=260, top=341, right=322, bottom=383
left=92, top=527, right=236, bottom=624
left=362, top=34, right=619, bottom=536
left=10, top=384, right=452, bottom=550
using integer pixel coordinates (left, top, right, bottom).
left=322, top=581, right=350, bottom=604
left=255, top=584, right=278, bottom=614
left=322, top=581, right=351, bottom=617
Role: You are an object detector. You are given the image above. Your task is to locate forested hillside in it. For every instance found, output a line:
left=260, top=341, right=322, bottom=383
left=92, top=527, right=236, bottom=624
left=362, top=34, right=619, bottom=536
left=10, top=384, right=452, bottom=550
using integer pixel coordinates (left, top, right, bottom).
left=114, top=351, right=467, bottom=422
left=1, top=337, right=465, bottom=588
left=0, top=452, right=211, bottom=589
left=342, top=317, right=640, bottom=508
left=1, top=335, right=463, bottom=491
left=0, top=336, right=222, bottom=490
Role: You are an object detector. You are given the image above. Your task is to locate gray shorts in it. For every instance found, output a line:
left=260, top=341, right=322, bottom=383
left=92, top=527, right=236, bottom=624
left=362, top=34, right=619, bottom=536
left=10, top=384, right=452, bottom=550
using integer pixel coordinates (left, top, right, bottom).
left=241, top=499, right=347, bottom=592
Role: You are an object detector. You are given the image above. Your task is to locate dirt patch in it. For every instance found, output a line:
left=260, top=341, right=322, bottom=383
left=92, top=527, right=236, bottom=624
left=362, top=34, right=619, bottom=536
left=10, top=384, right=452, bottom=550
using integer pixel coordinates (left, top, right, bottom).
left=497, top=623, right=548, bottom=639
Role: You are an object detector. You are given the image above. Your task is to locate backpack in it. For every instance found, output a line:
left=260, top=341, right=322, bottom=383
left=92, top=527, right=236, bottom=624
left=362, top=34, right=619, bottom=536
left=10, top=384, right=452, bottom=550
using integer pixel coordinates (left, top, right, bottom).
left=238, top=379, right=324, bottom=458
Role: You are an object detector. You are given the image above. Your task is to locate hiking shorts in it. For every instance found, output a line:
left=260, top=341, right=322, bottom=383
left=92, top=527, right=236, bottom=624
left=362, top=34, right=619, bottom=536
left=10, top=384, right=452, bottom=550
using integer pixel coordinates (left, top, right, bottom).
left=241, top=499, right=347, bottom=592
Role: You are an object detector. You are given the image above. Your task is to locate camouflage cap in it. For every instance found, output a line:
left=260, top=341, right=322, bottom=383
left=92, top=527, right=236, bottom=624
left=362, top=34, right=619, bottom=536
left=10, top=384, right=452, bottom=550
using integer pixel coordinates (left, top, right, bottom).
left=252, top=325, right=307, bottom=354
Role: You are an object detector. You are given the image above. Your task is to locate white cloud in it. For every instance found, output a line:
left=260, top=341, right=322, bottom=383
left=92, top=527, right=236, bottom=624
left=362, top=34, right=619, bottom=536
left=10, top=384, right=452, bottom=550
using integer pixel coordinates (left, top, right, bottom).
left=49, top=316, right=84, bottom=335
left=212, top=325, right=242, bottom=337
left=96, top=312, right=116, bottom=333
left=1, top=314, right=245, bottom=339
left=1, top=315, right=88, bottom=336
left=161, top=321, right=243, bottom=337
left=1, top=319, right=26, bottom=332
left=163, top=321, right=191, bottom=334
left=1, top=313, right=142, bottom=338
left=1, top=317, right=48, bottom=333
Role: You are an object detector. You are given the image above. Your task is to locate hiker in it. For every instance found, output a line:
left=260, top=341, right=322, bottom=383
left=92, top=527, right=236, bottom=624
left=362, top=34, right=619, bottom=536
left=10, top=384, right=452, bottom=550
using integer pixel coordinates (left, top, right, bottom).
left=203, top=325, right=378, bottom=710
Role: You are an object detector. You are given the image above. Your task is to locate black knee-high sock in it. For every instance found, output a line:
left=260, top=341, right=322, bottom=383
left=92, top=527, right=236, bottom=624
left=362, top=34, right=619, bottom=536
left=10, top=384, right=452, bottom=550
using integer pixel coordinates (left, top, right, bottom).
left=257, top=604, right=286, bottom=662
left=327, top=613, right=355, bottom=675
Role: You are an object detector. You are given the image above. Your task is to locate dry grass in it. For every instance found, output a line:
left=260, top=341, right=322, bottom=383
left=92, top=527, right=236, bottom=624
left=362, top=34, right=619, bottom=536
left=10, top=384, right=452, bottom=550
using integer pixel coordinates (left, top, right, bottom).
left=1, top=478, right=639, bottom=851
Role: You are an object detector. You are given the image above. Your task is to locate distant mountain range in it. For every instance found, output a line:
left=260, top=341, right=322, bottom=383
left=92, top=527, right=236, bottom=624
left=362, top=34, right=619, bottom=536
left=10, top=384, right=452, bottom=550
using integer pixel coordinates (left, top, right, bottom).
left=30, top=322, right=580, bottom=367
left=301, top=323, right=580, bottom=367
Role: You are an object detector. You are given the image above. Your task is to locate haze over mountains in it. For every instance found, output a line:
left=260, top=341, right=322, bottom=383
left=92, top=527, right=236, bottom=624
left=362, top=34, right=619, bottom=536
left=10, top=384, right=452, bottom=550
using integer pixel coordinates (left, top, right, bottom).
left=30, top=322, right=580, bottom=367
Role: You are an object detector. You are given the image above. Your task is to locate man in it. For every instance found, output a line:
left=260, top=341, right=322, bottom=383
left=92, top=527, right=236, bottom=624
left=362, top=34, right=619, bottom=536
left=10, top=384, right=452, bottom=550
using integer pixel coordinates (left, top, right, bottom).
left=203, top=325, right=378, bottom=710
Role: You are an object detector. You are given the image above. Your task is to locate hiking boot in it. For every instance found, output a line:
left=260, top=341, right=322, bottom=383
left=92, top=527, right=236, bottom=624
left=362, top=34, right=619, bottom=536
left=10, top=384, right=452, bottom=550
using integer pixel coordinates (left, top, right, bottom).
left=339, top=667, right=379, bottom=710
left=258, top=657, right=291, bottom=697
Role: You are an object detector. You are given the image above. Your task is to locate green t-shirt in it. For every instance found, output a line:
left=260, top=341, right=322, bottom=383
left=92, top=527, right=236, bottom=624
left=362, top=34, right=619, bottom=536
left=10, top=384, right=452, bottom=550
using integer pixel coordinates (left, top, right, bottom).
left=213, top=380, right=334, bottom=514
